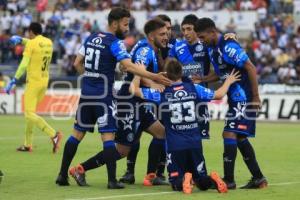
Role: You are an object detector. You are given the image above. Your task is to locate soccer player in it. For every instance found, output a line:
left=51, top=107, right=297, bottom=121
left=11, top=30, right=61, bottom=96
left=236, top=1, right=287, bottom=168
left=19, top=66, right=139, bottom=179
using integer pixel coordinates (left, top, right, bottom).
left=120, top=14, right=175, bottom=185
left=195, top=17, right=268, bottom=189
left=168, top=14, right=211, bottom=139
left=160, top=59, right=240, bottom=194
left=55, top=8, right=170, bottom=188
left=67, top=18, right=169, bottom=188
left=5, top=22, right=63, bottom=153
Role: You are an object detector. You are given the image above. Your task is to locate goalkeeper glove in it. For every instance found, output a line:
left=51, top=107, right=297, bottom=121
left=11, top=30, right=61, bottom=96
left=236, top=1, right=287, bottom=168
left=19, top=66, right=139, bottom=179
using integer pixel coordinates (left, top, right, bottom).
left=9, top=35, right=23, bottom=45
left=5, top=78, right=17, bottom=94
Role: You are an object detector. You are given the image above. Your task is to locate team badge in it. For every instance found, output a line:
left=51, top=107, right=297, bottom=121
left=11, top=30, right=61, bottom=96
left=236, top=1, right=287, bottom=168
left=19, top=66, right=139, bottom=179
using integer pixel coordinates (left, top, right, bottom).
left=195, top=44, right=203, bottom=52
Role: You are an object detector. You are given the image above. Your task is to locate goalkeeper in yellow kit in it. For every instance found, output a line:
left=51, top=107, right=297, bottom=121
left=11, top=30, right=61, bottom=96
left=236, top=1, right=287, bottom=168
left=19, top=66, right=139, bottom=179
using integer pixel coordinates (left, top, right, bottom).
left=5, top=22, right=63, bottom=153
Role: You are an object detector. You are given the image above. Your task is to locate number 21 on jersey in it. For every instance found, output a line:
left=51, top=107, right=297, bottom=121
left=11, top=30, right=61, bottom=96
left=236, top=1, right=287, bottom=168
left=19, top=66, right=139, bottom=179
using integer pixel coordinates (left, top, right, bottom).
left=85, top=47, right=101, bottom=70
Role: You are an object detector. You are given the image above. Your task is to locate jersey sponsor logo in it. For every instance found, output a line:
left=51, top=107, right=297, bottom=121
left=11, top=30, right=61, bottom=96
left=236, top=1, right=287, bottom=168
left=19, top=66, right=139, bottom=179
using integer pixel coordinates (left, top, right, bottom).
left=91, top=37, right=102, bottom=45
left=175, top=43, right=187, bottom=51
left=174, top=90, right=188, bottom=99
left=193, top=52, right=205, bottom=57
left=224, top=45, right=237, bottom=58
left=170, top=172, right=179, bottom=177
left=173, top=86, right=184, bottom=91
left=238, top=124, right=248, bottom=130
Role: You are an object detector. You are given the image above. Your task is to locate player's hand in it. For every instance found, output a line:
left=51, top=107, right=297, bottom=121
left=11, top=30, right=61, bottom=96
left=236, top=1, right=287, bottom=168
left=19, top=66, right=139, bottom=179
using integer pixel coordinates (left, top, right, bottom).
left=224, top=33, right=238, bottom=41
left=192, top=74, right=202, bottom=84
left=225, top=69, right=241, bottom=85
left=251, top=95, right=262, bottom=111
left=154, top=72, right=172, bottom=86
left=5, top=77, right=17, bottom=94
left=9, top=35, right=23, bottom=45
left=150, top=82, right=165, bottom=93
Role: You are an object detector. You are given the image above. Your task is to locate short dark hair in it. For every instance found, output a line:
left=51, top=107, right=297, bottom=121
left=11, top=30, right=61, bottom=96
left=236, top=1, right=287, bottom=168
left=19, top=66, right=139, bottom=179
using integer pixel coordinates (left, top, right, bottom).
left=165, top=58, right=182, bottom=81
left=156, top=14, right=171, bottom=23
left=108, top=7, right=131, bottom=25
left=144, top=18, right=166, bottom=35
left=195, top=17, right=217, bottom=33
left=181, top=14, right=198, bottom=27
left=29, top=22, right=42, bottom=35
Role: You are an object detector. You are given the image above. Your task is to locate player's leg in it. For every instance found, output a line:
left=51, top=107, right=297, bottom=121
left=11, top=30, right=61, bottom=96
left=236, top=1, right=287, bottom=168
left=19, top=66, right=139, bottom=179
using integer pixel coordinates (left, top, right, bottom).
left=23, top=86, right=62, bottom=152
left=167, top=150, right=186, bottom=193
left=222, top=130, right=237, bottom=189
left=144, top=120, right=168, bottom=186
left=56, top=97, right=93, bottom=186
left=56, top=129, right=86, bottom=186
left=189, top=148, right=227, bottom=193
left=237, top=109, right=267, bottom=189
left=69, top=141, right=130, bottom=187
left=119, top=141, right=140, bottom=184
left=17, top=85, right=38, bottom=151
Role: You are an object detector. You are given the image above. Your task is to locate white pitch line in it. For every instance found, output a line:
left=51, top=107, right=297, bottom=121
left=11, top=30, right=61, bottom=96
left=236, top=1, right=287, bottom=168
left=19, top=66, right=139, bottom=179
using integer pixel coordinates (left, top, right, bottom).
left=65, top=191, right=175, bottom=200
left=65, top=181, right=300, bottom=200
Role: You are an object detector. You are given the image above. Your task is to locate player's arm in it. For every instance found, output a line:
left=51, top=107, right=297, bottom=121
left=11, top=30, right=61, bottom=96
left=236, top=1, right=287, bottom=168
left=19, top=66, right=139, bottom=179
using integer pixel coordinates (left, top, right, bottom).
left=5, top=40, right=32, bottom=94
left=222, top=41, right=261, bottom=109
left=244, top=60, right=261, bottom=109
left=192, top=69, right=219, bottom=84
left=195, top=70, right=240, bottom=101
left=73, top=44, right=86, bottom=74
left=214, top=70, right=241, bottom=99
left=73, top=54, right=85, bottom=74
left=129, top=75, right=143, bottom=98
left=9, top=35, right=29, bottom=45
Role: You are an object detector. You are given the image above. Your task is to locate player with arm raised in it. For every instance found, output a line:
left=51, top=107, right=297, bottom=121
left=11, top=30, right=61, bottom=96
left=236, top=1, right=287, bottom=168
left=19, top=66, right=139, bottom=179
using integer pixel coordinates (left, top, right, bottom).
left=55, top=7, right=171, bottom=188
left=195, top=17, right=267, bottom=189
left=6, top=22, right=63, bottom=153
left=120, top=14, right=176, bottom=185
left=160, top=59, right=240, bottom=194
left=67, top=18, right=169, bottom=188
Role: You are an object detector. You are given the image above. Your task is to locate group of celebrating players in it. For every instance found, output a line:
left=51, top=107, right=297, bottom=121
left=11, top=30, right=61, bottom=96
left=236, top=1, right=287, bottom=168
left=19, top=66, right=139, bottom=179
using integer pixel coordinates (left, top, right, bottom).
left=6, top=7, right=268, bottom=194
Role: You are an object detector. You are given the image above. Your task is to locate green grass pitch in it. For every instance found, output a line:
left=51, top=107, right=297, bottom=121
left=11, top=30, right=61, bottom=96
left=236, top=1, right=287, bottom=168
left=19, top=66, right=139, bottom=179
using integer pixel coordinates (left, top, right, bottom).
left=0, top=115, right=300, bottom=200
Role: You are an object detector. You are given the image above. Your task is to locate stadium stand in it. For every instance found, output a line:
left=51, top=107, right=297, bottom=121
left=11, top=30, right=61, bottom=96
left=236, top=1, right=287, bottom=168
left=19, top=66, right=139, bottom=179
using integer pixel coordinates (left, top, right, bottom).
left=0, top=0, right=299, bottom=84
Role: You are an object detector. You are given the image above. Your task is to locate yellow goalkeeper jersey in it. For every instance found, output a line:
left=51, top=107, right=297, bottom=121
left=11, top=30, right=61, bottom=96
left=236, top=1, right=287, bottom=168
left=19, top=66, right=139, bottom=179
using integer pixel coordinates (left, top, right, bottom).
left=23, top=35, right=53, bottom=85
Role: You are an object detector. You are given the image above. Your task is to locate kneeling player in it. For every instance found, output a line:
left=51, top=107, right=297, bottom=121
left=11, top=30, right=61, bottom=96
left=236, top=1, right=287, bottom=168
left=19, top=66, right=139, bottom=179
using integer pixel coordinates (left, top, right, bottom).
left=160, top=59, right=240, bottom=194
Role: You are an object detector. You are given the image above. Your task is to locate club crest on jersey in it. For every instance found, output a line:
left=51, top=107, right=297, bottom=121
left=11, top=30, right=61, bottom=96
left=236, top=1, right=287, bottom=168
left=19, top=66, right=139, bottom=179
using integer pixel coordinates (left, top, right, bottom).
left=97, top=114, right=108, bottom=127
left=91, top=37, right=102, bottom=45
left=127, top=133, right=134, bottom=142
left=195, top=44, right=203, bottom=52
left=140, top=47, right=149, bottom=56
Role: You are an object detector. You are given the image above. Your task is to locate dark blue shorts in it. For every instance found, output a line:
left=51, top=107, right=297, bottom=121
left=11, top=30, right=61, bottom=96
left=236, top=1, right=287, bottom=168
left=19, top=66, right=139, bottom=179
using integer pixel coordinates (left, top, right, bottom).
left=224, top=101, right=256, bottom=137
left=167, top=147, right=208, bottom=185
left=115, top=97, right=157, bottom=146
left=197, top=103, right=210, bottom=139
left=74, top=96, right=117, bottom=133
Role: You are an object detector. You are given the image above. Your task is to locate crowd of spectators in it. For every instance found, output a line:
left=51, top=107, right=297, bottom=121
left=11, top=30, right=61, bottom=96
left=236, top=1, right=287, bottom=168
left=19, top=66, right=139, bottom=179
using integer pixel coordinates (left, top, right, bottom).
left=0, top=0, right=299, bottom=84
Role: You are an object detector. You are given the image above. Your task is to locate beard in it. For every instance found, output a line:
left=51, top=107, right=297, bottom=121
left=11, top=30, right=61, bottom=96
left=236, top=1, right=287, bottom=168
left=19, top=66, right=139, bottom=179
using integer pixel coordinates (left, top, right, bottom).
left=154, top=39, right=166, bottom=49
left=115, top=27, right=126, bottom=39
